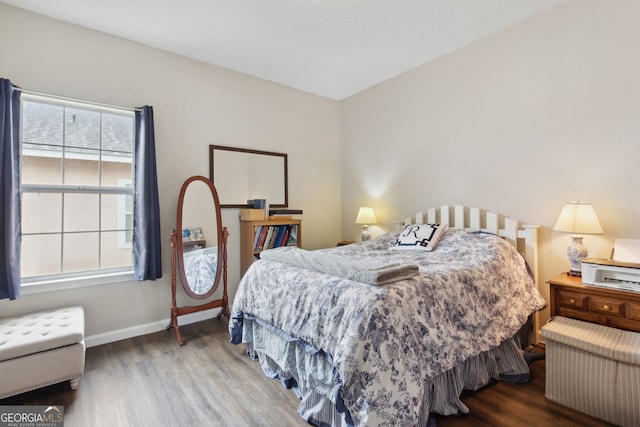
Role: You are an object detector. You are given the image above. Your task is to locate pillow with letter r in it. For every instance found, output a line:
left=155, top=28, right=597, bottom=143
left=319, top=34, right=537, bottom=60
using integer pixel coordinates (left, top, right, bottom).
left=390, top=223, right=449, bottom=251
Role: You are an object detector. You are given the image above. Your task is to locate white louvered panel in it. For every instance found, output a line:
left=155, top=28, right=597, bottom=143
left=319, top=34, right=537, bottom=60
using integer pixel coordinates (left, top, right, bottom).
left=454, top=205, right=464, bottom=229
left=499, top=217, right=518, bottom=247
left=426, top=208, right=436, bottom=224
left=440, top=206, right=450, bottom=226
left=483, top=211, right=499, bottom=235
left=519, top=226, right=539, bottom=277
left=520, top=225, right=540, bottom=342
left=469, top=207, right=481, bottom=232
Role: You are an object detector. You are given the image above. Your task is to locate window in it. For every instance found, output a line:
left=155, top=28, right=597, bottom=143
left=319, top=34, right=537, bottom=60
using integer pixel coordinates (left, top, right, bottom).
left=20, top=94, right=135, bottom=280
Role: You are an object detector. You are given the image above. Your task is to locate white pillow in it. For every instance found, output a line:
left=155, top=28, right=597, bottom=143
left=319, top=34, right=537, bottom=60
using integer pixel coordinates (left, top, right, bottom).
left=390, top=223, right=449, bottom=251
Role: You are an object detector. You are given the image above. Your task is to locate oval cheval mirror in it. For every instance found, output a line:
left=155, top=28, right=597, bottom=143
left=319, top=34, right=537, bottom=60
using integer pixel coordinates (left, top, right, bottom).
left=168, top=175, right=229, bottom=346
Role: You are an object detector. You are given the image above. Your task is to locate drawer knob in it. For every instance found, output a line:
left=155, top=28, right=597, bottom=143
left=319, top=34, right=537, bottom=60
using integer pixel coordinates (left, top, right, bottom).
left=569, top=298, right=576, bottom=304
left=603, top=305, right=611, bottom=311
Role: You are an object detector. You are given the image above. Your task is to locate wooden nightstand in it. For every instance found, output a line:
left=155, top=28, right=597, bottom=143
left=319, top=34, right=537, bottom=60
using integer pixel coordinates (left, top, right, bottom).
left=547, top=273, right=640, bottom=333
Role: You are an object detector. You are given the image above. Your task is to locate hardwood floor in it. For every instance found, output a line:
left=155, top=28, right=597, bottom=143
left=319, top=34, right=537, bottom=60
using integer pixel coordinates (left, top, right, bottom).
left=2, top=318, right=614, bottom=427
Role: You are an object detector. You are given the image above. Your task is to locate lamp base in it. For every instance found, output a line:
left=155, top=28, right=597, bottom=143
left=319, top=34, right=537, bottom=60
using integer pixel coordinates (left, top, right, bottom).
left=361, top=225, right=371, bottom=241
left=567, top=235, right=588, bottom=276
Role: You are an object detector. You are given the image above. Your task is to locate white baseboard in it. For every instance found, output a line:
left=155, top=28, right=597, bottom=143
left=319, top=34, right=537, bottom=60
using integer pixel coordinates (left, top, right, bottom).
left=85, top=308, right=222, bottom=348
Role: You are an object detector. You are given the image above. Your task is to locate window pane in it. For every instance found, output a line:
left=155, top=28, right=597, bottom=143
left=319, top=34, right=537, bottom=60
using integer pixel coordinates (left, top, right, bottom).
left=22, top=193, right=62, bottom=233
left=65, top=107, right=100, bottom=149
left=64, top=156, right=100, bottom=186
left=22, top=101, right=63, bottom=146
left=102, top=112, right=133, bottom=188
left=101, top=193, right=133, bottom=231
left=63, top=232, right=99, bottom=273
left=100, top=194, right=119, bottom=230
left=22, top=153, right=63, bottom=185
left=64, top=194, right=99, bottom=231
left=101, top=159, right=132, bottom=186
left=101, top=231, right=133, bottom=268
left=22, top=234, right=61, bottom=277
left=102, top=113, right=133, bottom=153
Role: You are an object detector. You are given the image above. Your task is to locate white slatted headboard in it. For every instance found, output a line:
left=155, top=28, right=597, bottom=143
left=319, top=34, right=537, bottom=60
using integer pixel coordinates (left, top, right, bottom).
left=403, top=205, right=542, bottom=344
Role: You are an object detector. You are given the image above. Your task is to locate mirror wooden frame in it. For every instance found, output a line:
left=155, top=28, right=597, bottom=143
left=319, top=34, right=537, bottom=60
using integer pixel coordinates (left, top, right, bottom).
left=209, top=144, right=288, bottom=208
left=168, top=175, right=229, bottom=346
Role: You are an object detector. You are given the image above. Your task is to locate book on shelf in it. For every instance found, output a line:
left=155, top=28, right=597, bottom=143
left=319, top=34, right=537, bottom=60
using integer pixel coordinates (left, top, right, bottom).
left=253, top=224, right=299, bottom=252
left=253, top=225, right=270, bottom=252
left=264, top=227, right=276, bottom=250
left=280, top=228, right=290, bottom=247
left=252, top=225, right=263, bottom=249
left=286, top=224, right=298, bottom=246
left=273, top=226, right=287, bottom=248
left=264, top=226, right=276, bottom=250
left=269, top=209, right=303, bottom=216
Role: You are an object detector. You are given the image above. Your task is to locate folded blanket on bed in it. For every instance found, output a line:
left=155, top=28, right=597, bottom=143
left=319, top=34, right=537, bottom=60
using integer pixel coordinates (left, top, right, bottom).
left=259, top=246, right=419, bottom=285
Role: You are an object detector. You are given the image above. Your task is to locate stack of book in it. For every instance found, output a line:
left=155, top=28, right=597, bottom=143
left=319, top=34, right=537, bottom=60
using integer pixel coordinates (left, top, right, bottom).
left=253, top=224, right=299, bottom=252
left=268, top=209, right=303, bottom=220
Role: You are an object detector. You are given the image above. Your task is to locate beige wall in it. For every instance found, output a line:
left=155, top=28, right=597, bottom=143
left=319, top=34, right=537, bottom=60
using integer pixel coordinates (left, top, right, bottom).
left=340, top=0, right=640, bottom=328
left=0, top=4, right=342, bottom=340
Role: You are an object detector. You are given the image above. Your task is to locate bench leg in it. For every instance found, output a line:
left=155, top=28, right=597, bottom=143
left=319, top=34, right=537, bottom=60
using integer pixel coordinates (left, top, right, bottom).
left=70, top=377, right=81, bottom=390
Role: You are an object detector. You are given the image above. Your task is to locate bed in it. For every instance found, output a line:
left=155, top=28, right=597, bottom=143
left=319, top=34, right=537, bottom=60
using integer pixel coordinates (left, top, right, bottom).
left=229, top=206, right=546, bottom=426
left=181, top=246, right=219, bottom=294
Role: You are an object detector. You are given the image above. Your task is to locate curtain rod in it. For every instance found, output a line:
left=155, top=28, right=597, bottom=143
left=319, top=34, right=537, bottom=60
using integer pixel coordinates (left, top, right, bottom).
left=15, top=87, right=142, bottom=113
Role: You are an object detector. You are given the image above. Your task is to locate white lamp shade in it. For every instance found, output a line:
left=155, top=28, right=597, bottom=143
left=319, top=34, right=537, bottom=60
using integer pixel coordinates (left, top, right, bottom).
left=553, top=202, right=603, bottom=235
left=355, top=207, right=377, bottom=225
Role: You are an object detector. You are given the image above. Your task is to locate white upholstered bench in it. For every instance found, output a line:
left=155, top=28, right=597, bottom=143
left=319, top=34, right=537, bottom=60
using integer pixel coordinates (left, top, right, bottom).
left=542, top=316, right=640, bottom=427
left=0, top=306, right=85, bottom=399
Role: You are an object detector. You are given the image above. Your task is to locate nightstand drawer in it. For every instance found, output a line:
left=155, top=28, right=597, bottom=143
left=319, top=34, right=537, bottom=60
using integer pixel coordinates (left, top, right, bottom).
left=590, top=295, right=625, bottom=317
left=558, top=307, right=599, bottom=323
left=557, top=290, right=589, bottom=310
left=627, top=300, right=640, bottom=322
left=608, top=316, right=640, bottom=333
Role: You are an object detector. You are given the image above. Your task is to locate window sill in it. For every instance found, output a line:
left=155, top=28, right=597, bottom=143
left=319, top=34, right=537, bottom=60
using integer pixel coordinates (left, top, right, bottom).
left=21, top=270, right=136, bottom=295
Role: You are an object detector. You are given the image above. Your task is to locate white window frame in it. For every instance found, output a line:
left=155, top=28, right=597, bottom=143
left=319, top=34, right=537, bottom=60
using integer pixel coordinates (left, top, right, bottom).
left=19, top=93, right=136, bottom=292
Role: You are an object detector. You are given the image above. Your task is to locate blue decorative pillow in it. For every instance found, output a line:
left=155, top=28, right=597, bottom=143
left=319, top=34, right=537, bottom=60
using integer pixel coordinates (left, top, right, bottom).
left=390, top=223, right=449, bottom=251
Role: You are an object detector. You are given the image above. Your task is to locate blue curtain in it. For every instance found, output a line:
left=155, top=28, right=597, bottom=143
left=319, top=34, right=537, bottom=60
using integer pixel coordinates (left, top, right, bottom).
left=0, top=79, right=21, bottom=300
left=133, top=106, right=162, bottom=280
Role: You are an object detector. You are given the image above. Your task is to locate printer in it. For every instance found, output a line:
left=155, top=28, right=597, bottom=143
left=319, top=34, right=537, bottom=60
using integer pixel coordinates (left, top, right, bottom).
left=581, top=258, right=640, bottom=292
left=581, top=238, right=640, bottom=293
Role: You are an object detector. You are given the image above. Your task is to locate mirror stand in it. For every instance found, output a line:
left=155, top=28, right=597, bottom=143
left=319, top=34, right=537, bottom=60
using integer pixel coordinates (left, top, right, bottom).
left=168, top=228, right=230, bottom=345
left=167, top=175, right=230, bottom=346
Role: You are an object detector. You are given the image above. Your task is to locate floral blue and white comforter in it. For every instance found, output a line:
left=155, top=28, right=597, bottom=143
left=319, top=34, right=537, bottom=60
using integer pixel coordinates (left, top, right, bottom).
left=182, top=246, right=218, bottom=294
left=230, top=229, right=546, bottom=426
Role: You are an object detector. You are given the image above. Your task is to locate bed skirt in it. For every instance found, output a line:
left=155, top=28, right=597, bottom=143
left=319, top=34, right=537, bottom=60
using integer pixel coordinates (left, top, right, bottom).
left=237, top=316, right=531, bottom=427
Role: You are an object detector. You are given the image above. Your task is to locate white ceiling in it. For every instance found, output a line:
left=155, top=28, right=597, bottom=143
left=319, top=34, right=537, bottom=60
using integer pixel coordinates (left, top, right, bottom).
left=2, top=0, right=567, bottom=100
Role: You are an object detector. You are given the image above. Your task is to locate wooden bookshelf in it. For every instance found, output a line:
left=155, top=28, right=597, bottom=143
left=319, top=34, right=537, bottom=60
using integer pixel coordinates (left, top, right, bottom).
left=240, top=218, right=302, bottom=277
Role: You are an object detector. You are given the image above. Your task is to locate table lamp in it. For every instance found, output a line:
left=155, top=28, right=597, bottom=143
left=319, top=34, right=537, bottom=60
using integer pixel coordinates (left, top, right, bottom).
left=553, top=201, right=603, bottom=276
left=355, top=207, right=377, bottom=241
